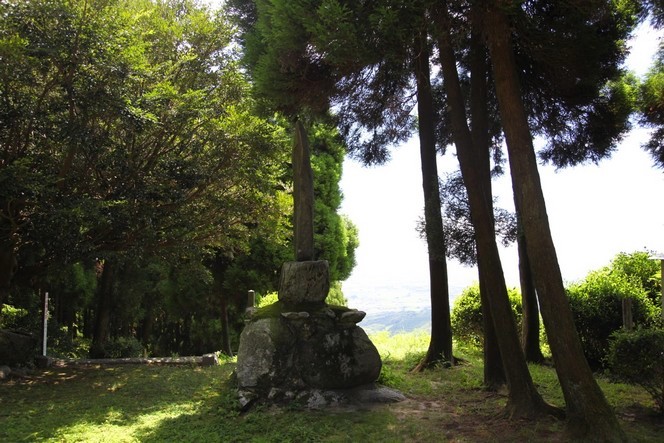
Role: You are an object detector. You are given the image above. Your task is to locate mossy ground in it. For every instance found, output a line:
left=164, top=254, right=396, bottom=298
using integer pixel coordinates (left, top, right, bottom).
left=1, top=332, right=662, bottom=442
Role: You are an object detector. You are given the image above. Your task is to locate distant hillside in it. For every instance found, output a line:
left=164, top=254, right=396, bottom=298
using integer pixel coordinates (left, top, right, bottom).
left=360, top=309, right=431, bottom=334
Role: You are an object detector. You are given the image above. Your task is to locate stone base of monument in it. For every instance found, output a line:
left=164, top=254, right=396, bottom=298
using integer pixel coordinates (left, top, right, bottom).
left=235, top=261, right=403, bottom=409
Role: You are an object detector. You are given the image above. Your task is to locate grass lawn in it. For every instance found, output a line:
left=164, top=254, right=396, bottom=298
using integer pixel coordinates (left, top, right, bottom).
left=1, top=331, right=662, bottom=442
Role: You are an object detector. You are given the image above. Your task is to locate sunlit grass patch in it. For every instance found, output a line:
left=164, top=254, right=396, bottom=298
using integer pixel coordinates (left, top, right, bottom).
left=1, top=333, right=662, bottom=442
left=370, top=329, right=429, bottom=361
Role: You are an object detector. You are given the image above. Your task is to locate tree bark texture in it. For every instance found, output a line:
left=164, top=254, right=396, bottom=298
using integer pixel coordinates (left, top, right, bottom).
left=479, top=274, right=505, bottom=389
left=517, top=223, right=545, bottom=363
left=141, top=299, right=155, bottom=348
left=412, top=29, right=453, bottom=370
left=91, top=259, right=115, bottom=357
left=0, top=237, right=16, bottom=317
left=209, top=254, right=233, bottom=356
left=469, top=19, right=505, bottom=390
left=435, top=8, right=555, bottom=417
left=220, top=294, right=233, bottom=356
left=293, top=120, right=315, bottom=262
left=484, top=3, right=626, bottom=440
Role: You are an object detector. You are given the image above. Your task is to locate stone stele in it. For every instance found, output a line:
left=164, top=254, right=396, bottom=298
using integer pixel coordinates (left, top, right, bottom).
left=278, top=260, right=330, bottom=305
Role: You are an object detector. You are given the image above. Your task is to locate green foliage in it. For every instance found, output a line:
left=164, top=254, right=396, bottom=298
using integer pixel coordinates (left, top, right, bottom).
left=607, top=328, right=664, bottom=413
left=99, top=336, right=145, bottom=359
left=1, top=0, right=291, bottom=276
left=48, top=329, right=91, bottom=360
left=451, top=284, right=522, bottom=348
left=517, top=0, right=640, bottom=166
left=0, top=0, right=305, bottom=358
left=310, top=123, right=359, bottom=282
left=326, top=281, right=347, bottom=306
left=0, top=304, right=28, bottom=330
left=257, top=291, right=279, bottom=308
left=637, top=46, right=664, bottom=166
left=610, top=251, right=662, bottom=308
left=567, top=266, right=659, bottom=370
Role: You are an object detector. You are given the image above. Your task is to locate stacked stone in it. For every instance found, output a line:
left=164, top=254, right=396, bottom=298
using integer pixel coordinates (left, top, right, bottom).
left=236, top=260, right=390, bottom=409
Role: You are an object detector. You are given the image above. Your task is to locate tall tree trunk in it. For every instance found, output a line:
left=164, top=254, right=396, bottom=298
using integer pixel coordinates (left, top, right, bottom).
left=141, top=297, right=155, bottom=349
left=0, top=237, right=16, bottom=317
left=468, top=16, right=505, bottom=390
left=412, top=29, right=454, bottom=371
left=91, top=259, right=115, bottom=358
left=83, top=308, right=93, bottom=339
left=517, top=220, right=545, bottom=363
left=435, top=6, right=558, bottom=418
left=484, top=4, right=626, bottom=439
left=478, top=274, right=505, bottom=389
left=209, top=253, right=233, bottom=356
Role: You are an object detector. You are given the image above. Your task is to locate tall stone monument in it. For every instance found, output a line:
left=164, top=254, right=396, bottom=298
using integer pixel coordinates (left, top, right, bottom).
left=235, top=121, right=398, bottom=409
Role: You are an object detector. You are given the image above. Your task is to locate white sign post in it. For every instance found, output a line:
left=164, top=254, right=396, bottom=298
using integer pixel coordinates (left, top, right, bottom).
left=42, top=291, right=49, bottom=357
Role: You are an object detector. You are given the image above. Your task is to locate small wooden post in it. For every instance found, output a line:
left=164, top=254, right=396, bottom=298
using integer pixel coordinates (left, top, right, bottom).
left=622, top=297, right=633, bottom=331
left=42, top=291, right=49, bottom=356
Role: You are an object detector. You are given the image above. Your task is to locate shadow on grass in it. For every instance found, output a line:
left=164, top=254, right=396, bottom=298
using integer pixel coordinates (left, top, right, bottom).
left=0, top=364, right=235, bottom=441
left=0, top=363, right=397, bottom=442
left=2, top=340, right=662, bottom=442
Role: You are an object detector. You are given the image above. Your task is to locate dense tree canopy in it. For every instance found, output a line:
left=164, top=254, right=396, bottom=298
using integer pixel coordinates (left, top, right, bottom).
left=0, top=0, right=356, bottom=356
left=0, top=0, right=288, bottom=282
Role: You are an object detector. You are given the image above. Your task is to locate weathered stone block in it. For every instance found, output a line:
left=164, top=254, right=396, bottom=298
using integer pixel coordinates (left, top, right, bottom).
left=0, top=329, right=36, bottom=367
left=236, top=317, right=295, bottom=390
left=278, top=261, right=330, bottom=305
left=235, top=303, right=384, bottom=408
left=201, top=353, right=219, bottom=367
left=298, top=327, right=381, bottom=389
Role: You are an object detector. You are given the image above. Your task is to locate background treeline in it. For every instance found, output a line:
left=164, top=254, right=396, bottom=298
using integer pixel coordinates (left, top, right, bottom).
left=0, top=0, right=357, bottom=358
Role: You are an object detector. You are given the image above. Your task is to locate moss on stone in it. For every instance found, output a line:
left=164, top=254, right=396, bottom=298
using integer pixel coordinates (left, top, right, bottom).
left=251, top=301, right=353, bottom=321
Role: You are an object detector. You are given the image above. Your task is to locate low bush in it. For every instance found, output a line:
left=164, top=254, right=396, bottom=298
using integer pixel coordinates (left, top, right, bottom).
left=567, top=269, right=659, bottom=371
left=451, top=284, right=522, bottom=349
left=95, top=336, right=145, bottom=359
left=607, top=328, right=664, bottom=414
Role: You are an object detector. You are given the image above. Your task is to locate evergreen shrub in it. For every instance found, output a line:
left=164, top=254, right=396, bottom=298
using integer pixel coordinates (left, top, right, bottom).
left=567, top=269, right=658, bottom=370
left=451, top=284, right=522, bottom=348
left=99, top=336, right=145, bottom=359
left=607, top=328, right=664, bottom=413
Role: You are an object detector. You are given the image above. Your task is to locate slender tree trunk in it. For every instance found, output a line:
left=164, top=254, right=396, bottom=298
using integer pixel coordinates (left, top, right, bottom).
left=141, top=298, right=155, bottom=349
left=412, top=29, right=454, bottom=371
left=478, top=274, right=505, bottom=389
left=468, top=17, right=505, bottom=390
left=220, top=294, right=233, bottom=357
left=517, top=221, right=545, bottom=363
left=209, top=253, right=233, bottom=356
left=435, top=6, right=558, bottom=418
left=91, top=259, right=115, bottom=357
left=0, top=237, right=16, bottom=318
left=485, top=4, right=625, bottom=439
left=83, top=308, right=93, bottom=339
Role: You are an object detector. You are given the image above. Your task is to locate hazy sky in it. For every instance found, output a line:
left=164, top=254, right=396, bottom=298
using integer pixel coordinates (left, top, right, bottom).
left=340, top=21, right=664, bottom=300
